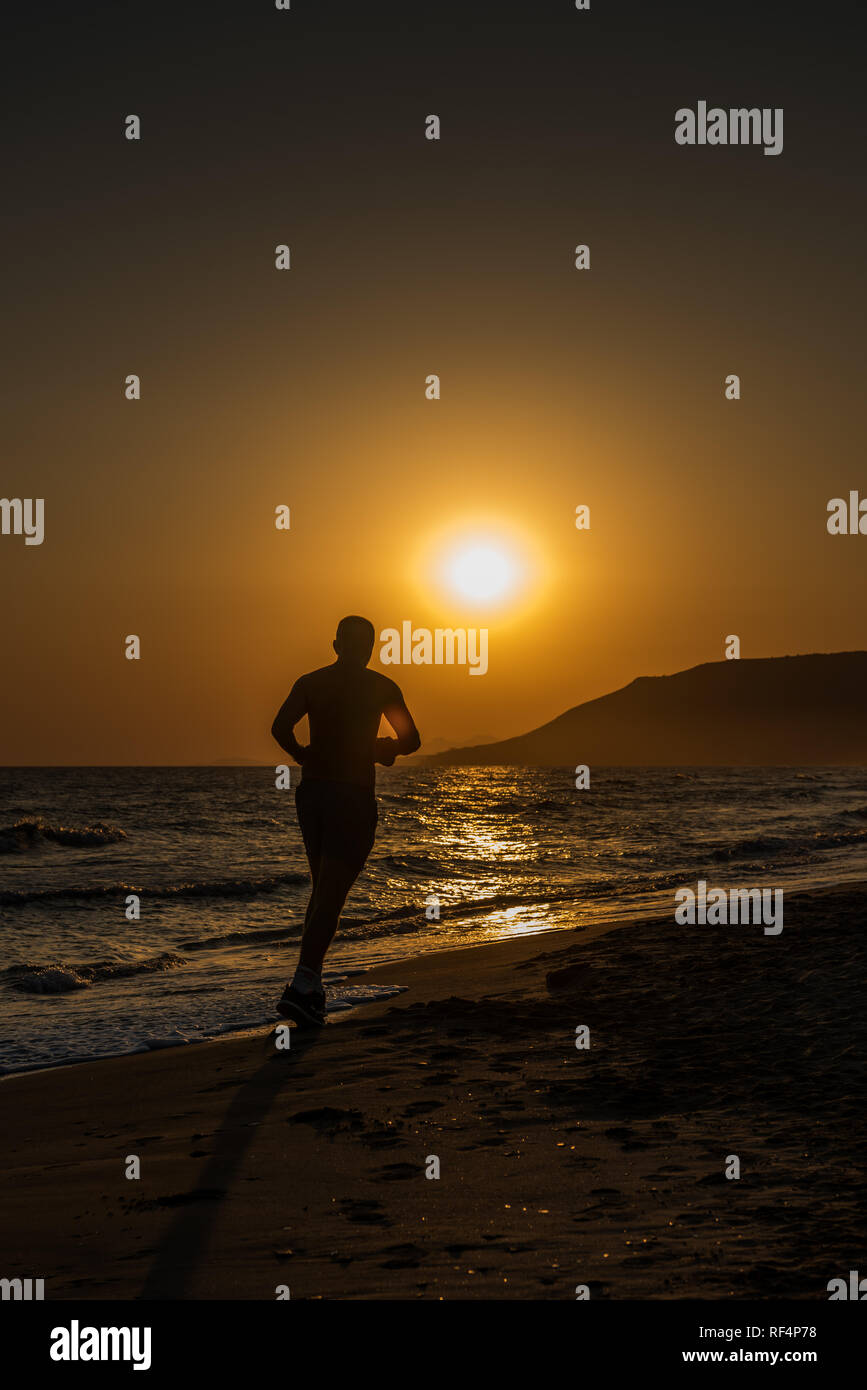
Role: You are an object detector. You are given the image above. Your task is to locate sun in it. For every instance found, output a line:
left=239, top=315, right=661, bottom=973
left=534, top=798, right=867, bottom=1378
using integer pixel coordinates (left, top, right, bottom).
left=448, top=544, right=514, bottom=601
left=415, top=517, right=543, bottom=617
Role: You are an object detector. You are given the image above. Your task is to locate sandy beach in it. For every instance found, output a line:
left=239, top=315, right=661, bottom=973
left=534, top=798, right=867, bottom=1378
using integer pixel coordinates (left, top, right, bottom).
left=2, top=881, right=865, bottom=1301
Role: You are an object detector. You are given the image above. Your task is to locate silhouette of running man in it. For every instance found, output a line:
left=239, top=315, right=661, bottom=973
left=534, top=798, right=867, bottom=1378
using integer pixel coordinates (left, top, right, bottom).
left=271, top=615, right=421, bottom=1027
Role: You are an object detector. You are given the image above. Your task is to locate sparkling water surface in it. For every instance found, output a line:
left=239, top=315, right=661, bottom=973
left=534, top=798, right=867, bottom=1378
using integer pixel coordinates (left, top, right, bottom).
left=1, top=765, right=865, bottom=1072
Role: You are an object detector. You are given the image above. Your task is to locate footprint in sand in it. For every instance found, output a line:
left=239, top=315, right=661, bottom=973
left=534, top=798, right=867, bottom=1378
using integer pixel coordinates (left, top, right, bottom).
left=379, top=1242, right=426, bottom=1268
left=373, top=1162, right=418, bottom=1182
left=360, top=1129, right=405, bottom=1150
left=124, top=1188, right=226, bottom=1211
left=586, top=1187, right=626, bottom=1208
left=404, top=1100, right=444, bottom=1116
left=545, top=963, right=592, bottom=992
left=288, top=1106, right=364, bottom=1133
left=339, top=1198, right=390, bottom=1226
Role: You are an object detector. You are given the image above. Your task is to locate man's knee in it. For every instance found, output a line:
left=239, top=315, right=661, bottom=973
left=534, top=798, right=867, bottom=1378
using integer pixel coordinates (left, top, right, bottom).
left=313, top=860, right=361, bottom=905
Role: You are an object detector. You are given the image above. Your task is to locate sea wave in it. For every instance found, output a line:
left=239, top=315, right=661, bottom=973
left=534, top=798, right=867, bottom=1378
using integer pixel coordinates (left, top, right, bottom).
left=708, top=834, right=790, bottom=862
left=382, top=852, right=446, bottom=873
left=4, top=951, right=188, bottom=994
left=178, top=925, right=299, bottom=951
left=0, top=870, right=308, bottom=907
left=708, top=826, right=867, bottom=862
left=485, top=796, right=569, bottom=814
left=0, top=817, right=127, bottom=853
left=173, top=887, right=585, bottom=954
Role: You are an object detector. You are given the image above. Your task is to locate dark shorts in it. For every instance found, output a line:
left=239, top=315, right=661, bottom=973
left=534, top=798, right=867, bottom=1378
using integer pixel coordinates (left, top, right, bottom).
left=295, top=778, right=378, bottom=875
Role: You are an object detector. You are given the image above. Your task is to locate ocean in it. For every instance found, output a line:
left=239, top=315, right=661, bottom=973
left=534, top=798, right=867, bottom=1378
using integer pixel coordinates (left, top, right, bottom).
left=2, top=765, right=866, bottom=1074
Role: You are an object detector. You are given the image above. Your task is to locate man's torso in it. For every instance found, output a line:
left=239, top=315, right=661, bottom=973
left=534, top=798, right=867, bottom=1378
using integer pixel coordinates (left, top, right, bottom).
left=298, top=664, right=399, bottom=787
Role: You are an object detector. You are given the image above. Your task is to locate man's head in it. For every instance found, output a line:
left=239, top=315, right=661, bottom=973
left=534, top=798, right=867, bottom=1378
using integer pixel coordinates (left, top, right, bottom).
left=333, top=615, right=375, bottom=667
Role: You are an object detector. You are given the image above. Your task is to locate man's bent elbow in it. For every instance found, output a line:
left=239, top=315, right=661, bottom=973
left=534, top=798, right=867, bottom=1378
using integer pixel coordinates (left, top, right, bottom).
left=271, top=719, right=290, bottom=750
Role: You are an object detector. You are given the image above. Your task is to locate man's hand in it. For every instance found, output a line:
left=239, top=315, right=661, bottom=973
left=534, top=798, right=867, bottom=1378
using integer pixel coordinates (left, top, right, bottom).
left=375, top=736, right=398, bottom=766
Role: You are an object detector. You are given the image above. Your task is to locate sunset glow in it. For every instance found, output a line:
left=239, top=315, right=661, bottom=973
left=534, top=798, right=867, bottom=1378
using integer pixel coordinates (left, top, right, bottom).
left=447, top=543, right=515, bottom=601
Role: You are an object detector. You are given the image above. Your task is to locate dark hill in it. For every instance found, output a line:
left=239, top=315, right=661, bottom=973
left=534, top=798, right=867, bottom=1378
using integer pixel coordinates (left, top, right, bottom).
left=424, top=653, right=867, bottom=766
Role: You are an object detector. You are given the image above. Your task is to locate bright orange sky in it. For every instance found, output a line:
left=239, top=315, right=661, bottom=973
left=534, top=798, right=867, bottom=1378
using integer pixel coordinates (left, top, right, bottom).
left=3, top=344, right=865, bottom=763
left=2, top=2, right=865, bottom=763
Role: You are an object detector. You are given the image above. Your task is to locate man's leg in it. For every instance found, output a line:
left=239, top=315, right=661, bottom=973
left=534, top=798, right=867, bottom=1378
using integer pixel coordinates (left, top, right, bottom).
left=298, top=784, right=377, bottom=975
left=277, top=855, right=363, bottom=1024
left=301, top=847, right=322, bottom=933
left=293, top=780, right=322, bottom=967
left=279, top=783, right=376, bottom=1023
left=298, top=855, right=362, bottom=976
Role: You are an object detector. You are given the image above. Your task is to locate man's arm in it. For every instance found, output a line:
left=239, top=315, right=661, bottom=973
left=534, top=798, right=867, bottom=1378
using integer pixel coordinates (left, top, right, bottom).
left=271, top=679, right=309, bottom=765
left=377, top=686, right=421, bottom=765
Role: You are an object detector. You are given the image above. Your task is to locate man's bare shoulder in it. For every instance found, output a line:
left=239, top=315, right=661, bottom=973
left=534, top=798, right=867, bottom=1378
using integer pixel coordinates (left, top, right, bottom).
left=367, top=668, right=404, bottom=705
left=296, top=665, right=336, bottom=688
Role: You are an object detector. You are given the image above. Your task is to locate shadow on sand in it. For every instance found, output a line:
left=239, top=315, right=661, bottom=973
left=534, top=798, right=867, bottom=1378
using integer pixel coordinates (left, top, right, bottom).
left=138, top=1024, right=319, bottom=1299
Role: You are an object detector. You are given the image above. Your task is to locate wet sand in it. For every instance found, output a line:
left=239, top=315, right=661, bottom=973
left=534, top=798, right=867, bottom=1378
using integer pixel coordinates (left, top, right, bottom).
left=1, top=882, right=865, bottom=1300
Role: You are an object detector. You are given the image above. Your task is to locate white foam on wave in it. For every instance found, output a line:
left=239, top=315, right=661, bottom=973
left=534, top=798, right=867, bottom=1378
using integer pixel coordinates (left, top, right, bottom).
left=325, top=982, right=408, bottom=1013
left=141, top=1029, right=192, bottom=1051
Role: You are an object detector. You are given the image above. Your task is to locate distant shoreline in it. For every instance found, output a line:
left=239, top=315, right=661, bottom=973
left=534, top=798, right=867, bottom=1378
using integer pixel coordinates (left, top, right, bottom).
left=4, top=761, right=867, bottom=770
